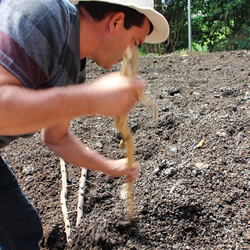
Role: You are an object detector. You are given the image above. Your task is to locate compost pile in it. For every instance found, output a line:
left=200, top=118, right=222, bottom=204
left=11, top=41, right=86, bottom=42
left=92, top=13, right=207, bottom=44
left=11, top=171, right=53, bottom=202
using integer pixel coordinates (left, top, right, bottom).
left=1, top=50, right=249, bottom=249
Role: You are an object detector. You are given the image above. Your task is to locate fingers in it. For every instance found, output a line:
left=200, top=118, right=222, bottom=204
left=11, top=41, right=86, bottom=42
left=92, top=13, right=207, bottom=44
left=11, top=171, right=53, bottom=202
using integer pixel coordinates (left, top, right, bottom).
left=134, top=76, right=145, bottom=91
left=126, top=162, right=140, bottom=183
left=106, top=158, right=140, bottom=182
left=132, top=77, right=145, bottom=101
left=87, top=72, right=146, bottom=117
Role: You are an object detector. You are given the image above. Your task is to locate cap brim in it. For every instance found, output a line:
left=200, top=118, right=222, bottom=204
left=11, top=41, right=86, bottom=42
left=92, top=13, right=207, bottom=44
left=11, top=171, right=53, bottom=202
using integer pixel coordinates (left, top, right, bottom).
left=141, top=8, right=169, bottom=44
left=116, top=4, right=170, bottom=44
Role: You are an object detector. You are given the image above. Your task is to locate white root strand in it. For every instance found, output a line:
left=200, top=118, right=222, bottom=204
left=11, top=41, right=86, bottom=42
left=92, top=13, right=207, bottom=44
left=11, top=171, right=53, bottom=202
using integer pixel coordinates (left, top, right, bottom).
left=76, top=167, right=87, bottom=227
left=60, top=158, right=72, bottom=245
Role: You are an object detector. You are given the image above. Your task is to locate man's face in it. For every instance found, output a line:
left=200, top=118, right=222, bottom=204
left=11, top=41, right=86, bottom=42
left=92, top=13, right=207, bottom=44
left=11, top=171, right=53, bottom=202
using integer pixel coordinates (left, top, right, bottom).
left=95, top=17, right=151, bottom=70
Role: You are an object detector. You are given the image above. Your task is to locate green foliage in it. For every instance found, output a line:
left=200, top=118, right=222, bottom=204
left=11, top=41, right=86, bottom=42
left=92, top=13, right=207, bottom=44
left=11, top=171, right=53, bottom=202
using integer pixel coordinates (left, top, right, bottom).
left=198, top=0, right=249, bottom=52
left=212, top=31, right=250, bottom=52
left=139, top=45, right=146, bottom=56
left=145, top=0, right=249, bottom=54
left=192, top=42, right=208, bottom=52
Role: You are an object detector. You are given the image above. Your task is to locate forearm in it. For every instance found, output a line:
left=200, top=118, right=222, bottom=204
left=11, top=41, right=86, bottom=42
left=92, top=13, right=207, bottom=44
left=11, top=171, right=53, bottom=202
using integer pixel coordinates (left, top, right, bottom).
left=0, top=84, right=92, bottom=135
left=42, top=129, right=112, bottom=174
left=0, top=69, right=145, bottom=136
left=41, top=123, right=139, bottom=181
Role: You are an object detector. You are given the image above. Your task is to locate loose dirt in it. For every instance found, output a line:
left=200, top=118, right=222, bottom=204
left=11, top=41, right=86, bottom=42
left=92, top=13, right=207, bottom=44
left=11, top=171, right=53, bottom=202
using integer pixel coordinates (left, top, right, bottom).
left=1, top=50, right=249, bottom=249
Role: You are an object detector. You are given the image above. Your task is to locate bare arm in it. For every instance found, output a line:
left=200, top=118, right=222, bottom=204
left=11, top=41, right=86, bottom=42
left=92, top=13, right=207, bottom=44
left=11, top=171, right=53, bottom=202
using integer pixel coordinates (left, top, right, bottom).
left=40, top=122, right=139, bottom=182
left=0, top=65, right=145, bottom=135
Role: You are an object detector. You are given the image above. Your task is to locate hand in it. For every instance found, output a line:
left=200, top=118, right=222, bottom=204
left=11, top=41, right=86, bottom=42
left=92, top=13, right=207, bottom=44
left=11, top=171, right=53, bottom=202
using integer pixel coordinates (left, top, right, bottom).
left=105, top=158, right=140, bottom=183
left=86, top=72, right=145, bottom=117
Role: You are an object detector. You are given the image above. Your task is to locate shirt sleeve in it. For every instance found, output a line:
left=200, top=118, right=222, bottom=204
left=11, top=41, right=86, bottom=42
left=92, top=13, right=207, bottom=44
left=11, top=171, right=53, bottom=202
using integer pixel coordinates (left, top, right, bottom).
left=0, top=0, right=69, bottom=89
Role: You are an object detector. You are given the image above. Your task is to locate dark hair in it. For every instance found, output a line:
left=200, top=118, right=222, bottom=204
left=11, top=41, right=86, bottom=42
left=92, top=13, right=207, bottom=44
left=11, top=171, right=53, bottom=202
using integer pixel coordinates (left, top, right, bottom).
left=79, top=1, right=153, bottom=34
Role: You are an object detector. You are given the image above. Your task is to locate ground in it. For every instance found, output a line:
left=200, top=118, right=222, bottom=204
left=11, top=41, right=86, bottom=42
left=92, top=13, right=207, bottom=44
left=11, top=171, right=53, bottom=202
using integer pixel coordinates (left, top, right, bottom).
left=1, top=50, right=249, bottom=249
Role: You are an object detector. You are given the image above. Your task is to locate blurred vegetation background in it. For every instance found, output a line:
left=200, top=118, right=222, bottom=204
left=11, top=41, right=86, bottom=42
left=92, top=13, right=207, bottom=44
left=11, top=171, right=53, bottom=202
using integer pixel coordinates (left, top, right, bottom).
left=142, top=0, right=249, bottom=55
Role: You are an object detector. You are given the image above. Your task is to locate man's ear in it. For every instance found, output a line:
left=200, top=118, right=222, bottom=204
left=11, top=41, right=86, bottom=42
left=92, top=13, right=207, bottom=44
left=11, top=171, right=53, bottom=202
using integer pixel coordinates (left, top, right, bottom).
left=107, top=12, right=125, bottom=34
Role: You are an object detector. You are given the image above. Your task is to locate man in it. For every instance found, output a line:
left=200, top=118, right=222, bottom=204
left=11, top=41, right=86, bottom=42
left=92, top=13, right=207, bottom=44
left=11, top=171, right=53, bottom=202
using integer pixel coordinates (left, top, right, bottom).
left=0, top=0, right=169, bottom=248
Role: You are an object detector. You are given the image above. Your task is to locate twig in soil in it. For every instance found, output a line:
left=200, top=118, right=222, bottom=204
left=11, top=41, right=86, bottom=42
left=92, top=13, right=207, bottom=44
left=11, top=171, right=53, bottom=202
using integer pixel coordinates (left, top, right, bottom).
left=60, top=158, right=72, bottom=245
left=76, top=167, right=87, bottom=227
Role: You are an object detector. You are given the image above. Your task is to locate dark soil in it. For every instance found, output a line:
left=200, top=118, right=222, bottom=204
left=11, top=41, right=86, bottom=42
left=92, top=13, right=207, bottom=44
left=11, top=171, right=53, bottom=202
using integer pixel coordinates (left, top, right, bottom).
left=1, top=50, right=249, bottom=249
